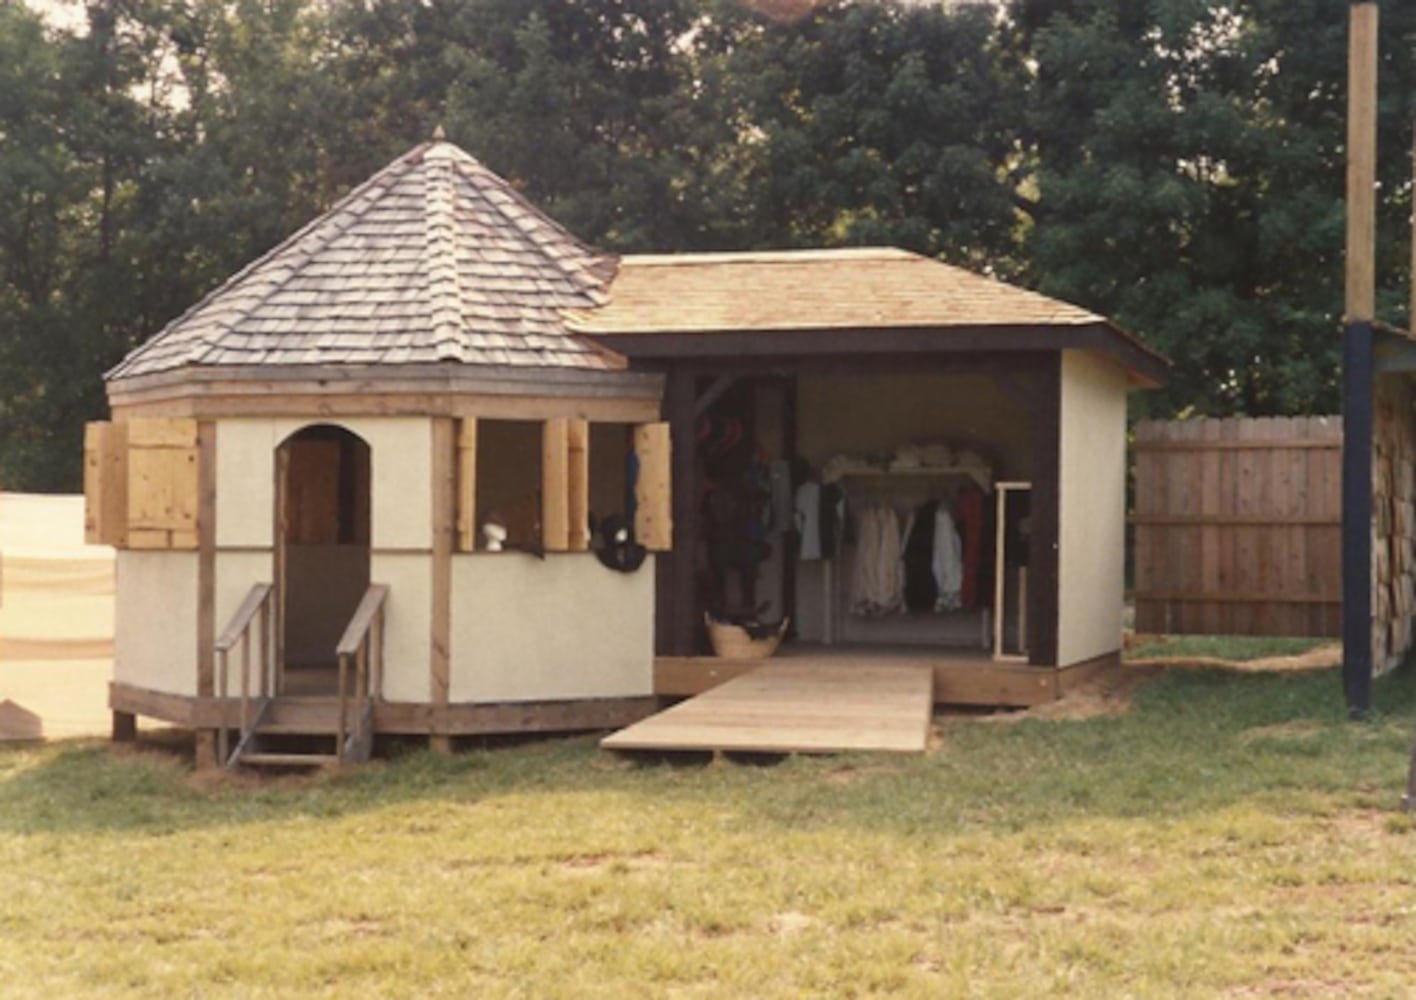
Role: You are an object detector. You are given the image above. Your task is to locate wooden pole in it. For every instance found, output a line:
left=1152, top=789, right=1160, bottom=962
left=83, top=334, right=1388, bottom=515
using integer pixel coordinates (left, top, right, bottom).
left=1342, top=2, right=1379, bottom=718
left=1346, top=2, right=1378, bottom=322
left=1410, top=122, right=1415, bottom=330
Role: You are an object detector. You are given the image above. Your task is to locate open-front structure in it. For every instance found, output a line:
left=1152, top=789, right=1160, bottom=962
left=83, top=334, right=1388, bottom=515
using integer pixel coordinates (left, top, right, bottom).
left=87, top=136, right=1164, bottom=765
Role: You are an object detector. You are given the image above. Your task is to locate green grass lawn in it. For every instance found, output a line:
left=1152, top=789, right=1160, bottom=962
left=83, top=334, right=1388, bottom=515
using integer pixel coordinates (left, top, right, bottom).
left=4, top=666, right=1416, bottom=998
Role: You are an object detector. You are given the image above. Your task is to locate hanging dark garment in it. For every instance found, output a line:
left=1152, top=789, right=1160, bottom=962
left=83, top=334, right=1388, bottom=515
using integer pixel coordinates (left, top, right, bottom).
left=903, top=499, right=939, bottom=612
left=957, top=487, right=986, bottom=609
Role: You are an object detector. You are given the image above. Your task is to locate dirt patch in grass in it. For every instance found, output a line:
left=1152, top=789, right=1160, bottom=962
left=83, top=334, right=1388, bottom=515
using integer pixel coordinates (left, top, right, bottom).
left=979, top=665, right=1162, bottom=723
left=1130, top=644, right=1341, bottom=673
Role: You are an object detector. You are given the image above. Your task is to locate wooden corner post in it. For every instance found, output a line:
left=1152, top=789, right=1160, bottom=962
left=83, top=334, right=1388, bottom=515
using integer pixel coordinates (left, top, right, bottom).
left=1342, top=2, right=1378, bottom=718
left=431, top=417, right=454, bottom=753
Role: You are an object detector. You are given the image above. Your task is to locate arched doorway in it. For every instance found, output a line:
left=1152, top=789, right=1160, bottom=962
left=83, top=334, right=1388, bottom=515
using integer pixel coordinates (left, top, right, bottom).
left=275, top=425, right=371, bottom=694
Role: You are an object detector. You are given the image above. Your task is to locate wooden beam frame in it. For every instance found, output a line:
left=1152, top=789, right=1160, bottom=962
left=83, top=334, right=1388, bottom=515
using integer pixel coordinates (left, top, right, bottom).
left=1024, top=357, right=1061, bottom=667
left=195, top=420, right=218, bottom=767
left=431, top=417, right=455, bottom=750
left=542, top=418, right=571, bottom=551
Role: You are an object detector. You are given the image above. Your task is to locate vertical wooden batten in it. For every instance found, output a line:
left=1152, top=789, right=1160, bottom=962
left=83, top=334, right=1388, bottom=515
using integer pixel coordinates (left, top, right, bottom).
left=1342, top=2, right=1379, bottom=717
left=455, top=418, right=478, bottom=552
left=431, top=417, right=454, bottom=752
left=567, top=419, right=590, bottom=551
left=633, top=422, right=673, bottom=552
left=195, top=420, right=218, bottom=767
left=542, top=418, right=571, bottom=551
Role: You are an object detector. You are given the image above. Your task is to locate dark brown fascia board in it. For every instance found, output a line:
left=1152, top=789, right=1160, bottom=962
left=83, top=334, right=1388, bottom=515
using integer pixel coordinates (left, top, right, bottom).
left=587, top=322, right=1169, bottom=388
left=105, top=362, right=665, bottom=407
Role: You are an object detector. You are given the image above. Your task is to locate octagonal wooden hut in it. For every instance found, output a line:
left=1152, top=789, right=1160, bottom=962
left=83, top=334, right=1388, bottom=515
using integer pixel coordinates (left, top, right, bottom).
left=88, top=137, right=669, bottom=766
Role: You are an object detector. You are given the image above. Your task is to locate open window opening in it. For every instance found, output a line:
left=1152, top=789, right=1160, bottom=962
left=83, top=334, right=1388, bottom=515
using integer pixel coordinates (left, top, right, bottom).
left=473, top=419, right=543, bottom=551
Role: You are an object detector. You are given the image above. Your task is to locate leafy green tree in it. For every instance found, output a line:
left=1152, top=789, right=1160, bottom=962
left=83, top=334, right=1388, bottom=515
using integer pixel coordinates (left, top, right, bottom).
left=1014, top=0, right=1416, bottom=417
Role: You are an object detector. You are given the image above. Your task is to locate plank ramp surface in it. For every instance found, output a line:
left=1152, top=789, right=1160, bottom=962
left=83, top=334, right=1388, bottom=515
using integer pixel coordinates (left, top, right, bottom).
left=601, top=663, right=933, bottom=754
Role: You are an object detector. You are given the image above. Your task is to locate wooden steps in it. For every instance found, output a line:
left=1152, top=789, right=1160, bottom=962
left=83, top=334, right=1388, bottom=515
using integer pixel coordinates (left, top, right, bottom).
left=224, top=696, right=371, bottom=770
left=239, top=752, right=340, bottom=769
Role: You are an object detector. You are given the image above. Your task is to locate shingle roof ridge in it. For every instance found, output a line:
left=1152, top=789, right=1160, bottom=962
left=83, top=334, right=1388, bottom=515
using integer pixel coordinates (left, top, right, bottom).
left=107, top=143, right=432, bottom=379
left=441, top=143, right=616, bottom=301
left=423, top=143, right=465, bottom=363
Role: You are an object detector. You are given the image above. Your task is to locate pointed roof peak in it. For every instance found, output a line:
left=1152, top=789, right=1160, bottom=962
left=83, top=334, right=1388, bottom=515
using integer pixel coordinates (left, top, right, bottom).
left=109, top=139, right=623, bottom=380
left=432, top=123, right=447, bottom=142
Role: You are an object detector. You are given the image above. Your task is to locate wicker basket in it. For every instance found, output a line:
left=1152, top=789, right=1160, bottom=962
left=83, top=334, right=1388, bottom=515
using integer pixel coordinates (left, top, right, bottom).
left=704, top=614, right=789, bottom=660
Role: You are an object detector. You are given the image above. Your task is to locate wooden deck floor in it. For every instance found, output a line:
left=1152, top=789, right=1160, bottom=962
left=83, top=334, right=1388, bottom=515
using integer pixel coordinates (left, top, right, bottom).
left=600, top=662, right=934, bottom=755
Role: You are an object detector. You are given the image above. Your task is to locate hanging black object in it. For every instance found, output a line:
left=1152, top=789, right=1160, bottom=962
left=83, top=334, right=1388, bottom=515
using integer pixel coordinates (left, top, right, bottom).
left=594, top=514, right=647, bottom=573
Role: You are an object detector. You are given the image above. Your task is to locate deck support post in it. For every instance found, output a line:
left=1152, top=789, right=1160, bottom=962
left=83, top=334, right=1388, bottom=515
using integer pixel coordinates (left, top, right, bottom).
left=112, top=710, right=137, bottom=743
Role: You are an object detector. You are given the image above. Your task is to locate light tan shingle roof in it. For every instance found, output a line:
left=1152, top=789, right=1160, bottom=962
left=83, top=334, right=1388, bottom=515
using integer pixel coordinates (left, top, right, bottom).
left=565, top=247, right=1106, bottom=334
left=109, top=140, right=622, bottom=381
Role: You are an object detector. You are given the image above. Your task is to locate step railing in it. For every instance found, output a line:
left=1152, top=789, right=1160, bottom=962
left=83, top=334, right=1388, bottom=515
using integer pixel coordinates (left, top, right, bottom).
left=215, top=583, right=274, bottom=766
left=335, top=583, right=388, bottom=765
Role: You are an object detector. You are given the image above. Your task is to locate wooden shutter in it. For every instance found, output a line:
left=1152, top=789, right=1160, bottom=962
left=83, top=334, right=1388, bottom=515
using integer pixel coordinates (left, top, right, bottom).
left=83, top=421, right=128, bottom=546
left=542, top=418, right=570, bottom=551
left=126, top=418, right=200, bottom=549
left=634, top=422, right=672, bottom=551
left=455, top=418, right=478, bottom=552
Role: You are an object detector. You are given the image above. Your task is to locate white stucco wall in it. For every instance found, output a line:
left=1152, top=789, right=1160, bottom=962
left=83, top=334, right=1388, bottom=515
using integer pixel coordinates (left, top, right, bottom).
left=1057, top=350, right=1129, bottom=666
left=114, top=550, right=198, bottom=695
left=372, top=552, right=432, bottom=703
left=216, top=417, right=432, bottom=550
left=450, top=554, right=655, bottom=703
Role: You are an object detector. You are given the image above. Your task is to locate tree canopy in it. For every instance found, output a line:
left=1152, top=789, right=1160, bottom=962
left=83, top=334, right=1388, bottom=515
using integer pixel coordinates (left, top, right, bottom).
left=1, top=0, right=1413, bottom=489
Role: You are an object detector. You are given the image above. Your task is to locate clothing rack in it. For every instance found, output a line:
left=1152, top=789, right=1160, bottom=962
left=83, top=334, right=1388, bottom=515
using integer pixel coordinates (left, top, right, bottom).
left=821, top=467, right=993, bottom=647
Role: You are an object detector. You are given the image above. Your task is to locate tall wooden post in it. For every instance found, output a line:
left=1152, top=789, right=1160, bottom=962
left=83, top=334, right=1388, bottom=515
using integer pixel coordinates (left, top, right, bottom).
left=1342, top=2, right=1378, bottom=718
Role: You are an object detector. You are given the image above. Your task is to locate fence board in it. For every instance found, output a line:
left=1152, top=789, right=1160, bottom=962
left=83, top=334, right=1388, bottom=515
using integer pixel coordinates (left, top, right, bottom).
left=1132, top=416, right=1342, bottom=637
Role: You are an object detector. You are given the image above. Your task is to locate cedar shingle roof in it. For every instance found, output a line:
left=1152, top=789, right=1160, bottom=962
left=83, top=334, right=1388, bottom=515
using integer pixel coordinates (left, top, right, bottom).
left=108, top=140, right=622, bottom=381
left=566, top=248, right=1107, bottom=334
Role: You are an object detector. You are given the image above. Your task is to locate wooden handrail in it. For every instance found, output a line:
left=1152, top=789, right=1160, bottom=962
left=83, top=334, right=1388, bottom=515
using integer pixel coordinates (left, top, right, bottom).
left=336, top=583, right=388, bottom=765
left=216, top=583, right=273, bottom=651
left=216, top=583, right=274, bottom=766
left=336, top=584, right=389, bottom=657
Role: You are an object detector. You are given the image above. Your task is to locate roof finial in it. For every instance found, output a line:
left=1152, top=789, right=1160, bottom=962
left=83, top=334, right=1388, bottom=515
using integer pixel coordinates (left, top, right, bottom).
left=432, top=123, right=447, bottom=142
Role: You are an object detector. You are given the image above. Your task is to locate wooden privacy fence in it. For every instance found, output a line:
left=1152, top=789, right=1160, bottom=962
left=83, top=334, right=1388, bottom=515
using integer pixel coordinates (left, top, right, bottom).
left=1131, top=416, right=1342, bottom=637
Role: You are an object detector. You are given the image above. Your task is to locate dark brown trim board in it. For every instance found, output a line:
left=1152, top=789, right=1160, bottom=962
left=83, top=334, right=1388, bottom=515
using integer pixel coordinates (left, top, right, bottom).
left=594, top=323, right=1168, bottom=388
left=1026, top=354, right=1061, bottom=668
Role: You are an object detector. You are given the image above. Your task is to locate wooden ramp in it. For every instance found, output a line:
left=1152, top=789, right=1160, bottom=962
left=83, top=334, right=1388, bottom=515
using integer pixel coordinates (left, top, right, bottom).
left=601, top=663, right=934, bottom=754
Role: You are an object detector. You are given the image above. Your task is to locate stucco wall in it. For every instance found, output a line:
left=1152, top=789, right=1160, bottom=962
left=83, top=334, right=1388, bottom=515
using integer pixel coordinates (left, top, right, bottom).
left=369, top=553, right=432, bottom=703
left=450, top=554, right=655, bottom=703
left=1057, top=350, right=1128, bottom=666
left=114, top=550, right=198, bottom=695
left=216, top=417, right=432, bottom=551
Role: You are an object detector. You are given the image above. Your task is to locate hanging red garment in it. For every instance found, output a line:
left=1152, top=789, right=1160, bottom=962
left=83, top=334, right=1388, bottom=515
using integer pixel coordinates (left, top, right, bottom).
left=957, top=486, right=985, bottom=609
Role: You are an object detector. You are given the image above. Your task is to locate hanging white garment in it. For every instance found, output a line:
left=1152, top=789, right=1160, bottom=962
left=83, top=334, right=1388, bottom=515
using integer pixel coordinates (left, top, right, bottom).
left=932, top=504, right=964, bottom=612
left=850, top=505, right=904, bottom=618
